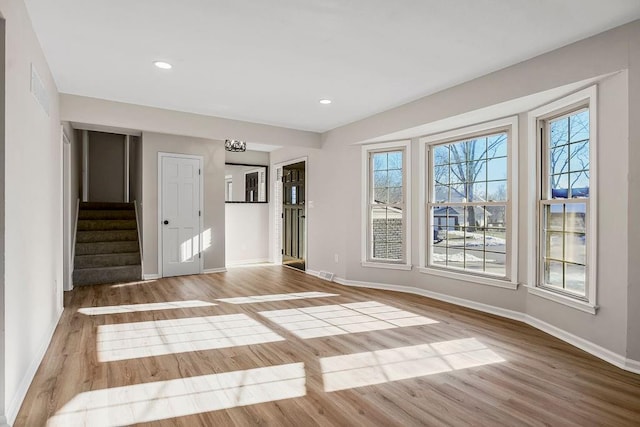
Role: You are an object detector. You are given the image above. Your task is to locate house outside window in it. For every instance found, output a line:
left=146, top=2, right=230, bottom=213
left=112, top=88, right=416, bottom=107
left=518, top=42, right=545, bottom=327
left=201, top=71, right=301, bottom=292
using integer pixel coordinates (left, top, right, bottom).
left=362, top=140, right=411, bottom=270
left=419, top=117, right=518, bottom=287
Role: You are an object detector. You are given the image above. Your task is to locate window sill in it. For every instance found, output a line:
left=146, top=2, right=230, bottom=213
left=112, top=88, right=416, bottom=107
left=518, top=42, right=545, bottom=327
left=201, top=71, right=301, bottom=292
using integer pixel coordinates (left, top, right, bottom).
left=418, top=267, right=518, bottom=290
left=361, top=262, right=413, bottom=271
left=526, top=286, right=598, bottom=315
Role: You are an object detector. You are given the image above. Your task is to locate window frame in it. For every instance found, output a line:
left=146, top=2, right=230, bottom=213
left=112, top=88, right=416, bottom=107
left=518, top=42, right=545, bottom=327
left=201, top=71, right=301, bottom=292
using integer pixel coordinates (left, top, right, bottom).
left=527, top=86, right=598, bottom=314
left=419, top=116, right=518, bottom=289
left=361, top=140, right=412, bottom=270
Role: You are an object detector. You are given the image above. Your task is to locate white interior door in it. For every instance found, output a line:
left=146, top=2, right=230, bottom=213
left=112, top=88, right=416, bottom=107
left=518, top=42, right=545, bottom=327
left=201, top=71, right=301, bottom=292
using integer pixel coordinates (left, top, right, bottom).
left=161, top=154, right=202, bottom=277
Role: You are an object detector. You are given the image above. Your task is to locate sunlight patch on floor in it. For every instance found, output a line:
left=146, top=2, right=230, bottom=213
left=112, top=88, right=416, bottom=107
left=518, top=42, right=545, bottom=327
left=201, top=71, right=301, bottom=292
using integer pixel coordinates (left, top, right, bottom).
left=258, top=301, right=438, bottom=339
left=320, top=338, right=504, bottom=392
left=109, top=280, right=157, bottom=288
left=78, top=300, right=217, bottom=315
left=217, top=291, right=339, bottom=304
left=96, top=314, right=284, bottom=362
left=47, top=363, right=306, bottom=427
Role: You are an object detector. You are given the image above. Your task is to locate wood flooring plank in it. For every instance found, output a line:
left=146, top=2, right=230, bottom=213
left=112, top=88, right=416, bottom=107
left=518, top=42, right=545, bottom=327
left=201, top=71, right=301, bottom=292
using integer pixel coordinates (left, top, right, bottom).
left=13, top=266, right=640, bottom=426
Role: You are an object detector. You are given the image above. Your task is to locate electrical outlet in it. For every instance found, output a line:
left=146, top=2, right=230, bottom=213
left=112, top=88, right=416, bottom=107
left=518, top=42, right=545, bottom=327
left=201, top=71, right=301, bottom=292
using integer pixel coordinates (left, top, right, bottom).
left=334, top=253, right=339, bottom=263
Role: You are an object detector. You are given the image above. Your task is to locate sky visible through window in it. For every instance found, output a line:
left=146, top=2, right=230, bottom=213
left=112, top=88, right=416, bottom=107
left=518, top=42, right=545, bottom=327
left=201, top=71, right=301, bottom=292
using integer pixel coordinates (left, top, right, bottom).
left=373, top=151, right=403, bottom=204
left=433, top=132, right=507, bottom=204
left=549, top=109, right=589, bottom=198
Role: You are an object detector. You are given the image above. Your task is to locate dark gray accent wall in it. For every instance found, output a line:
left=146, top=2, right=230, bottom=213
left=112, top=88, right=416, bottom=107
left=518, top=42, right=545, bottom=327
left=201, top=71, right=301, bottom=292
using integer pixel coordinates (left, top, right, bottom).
left=88, top=131, right=125, bottom=202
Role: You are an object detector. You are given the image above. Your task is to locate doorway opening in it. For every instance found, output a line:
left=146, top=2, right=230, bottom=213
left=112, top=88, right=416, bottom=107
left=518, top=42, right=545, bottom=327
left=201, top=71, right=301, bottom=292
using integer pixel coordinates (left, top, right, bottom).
left=281, top=161, right=306, bottom=271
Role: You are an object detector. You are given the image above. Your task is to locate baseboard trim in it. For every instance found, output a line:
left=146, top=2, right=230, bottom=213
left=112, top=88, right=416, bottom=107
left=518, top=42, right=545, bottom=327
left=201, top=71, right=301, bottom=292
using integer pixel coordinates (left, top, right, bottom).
left=334, top=276, right=640, bottom=375
left=226, top=258, right=270, bottom=267
left=625, top=357, right=640, bottom=374
left=7, top=307, right=64, bottom=425
left=524, top=315, right=636, bottom=373
left=143, top=273, right=160, bottom=280
left=334, top=276, right=525, bottom=323
left=203, top=268, right=227, bottom=274
left=306, top=269, right=320, bottom=278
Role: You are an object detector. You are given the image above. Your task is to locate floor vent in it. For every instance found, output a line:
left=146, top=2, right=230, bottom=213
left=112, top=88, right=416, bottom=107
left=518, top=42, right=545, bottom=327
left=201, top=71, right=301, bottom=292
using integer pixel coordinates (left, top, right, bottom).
left=318, top=271, right=334, bottom=281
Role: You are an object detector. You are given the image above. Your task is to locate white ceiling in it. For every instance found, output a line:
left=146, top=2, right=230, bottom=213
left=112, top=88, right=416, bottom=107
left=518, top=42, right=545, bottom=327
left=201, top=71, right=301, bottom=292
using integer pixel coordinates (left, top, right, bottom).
left=25, top=0, right=640, bottom=133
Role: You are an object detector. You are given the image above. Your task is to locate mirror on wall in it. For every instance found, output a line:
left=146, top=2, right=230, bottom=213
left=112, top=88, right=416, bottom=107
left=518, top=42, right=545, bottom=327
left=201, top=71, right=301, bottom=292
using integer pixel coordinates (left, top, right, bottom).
left=225, top=163, right=268, bottom=203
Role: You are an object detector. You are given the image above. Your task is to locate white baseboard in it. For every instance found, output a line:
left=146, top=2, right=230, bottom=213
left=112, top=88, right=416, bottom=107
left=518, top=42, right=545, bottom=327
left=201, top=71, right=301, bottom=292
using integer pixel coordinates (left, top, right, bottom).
left=143, top=273, right=160, bottom=280
left=524, top=316, right=637, bottom=373
left=203, top=268, right=227, bottom=274
left=334, top=276, right=525, bottom=323
left=226, top=258, right=270, bottom=267
left=7, top=307, right=64, bottom=425
left=334, top=276, right=640, bottom=375
left=306, top=269, right=320, bottom=278
left=625, top=357, right=640, bottom=374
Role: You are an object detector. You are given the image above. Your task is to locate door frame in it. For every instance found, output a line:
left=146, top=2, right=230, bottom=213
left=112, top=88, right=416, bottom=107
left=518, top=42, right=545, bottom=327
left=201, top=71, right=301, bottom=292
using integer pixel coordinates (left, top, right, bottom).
left=272, top=156, right=308, bottom=266
left=157, top=152, right=204, bottom=278
left=62, top=127, right=73, bottom=291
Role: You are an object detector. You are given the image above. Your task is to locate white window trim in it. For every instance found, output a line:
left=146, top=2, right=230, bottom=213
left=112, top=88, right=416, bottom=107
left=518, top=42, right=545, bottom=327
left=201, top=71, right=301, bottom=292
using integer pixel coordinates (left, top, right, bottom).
left=361, top=140, right=412, bottom=269
left=418, top=266, right=518, bottom=289
left=527, top=85, right=598, bottom=313
left=418, top=116, right=518, bottom=289
left=525, top=285, right=597, bottom=315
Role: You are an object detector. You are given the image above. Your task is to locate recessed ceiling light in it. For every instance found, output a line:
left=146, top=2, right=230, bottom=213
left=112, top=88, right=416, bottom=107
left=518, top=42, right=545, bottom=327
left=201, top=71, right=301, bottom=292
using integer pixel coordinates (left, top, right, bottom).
left=319, top=99, right=332, bottom=105
left=153, top=61, right=172, bottom=70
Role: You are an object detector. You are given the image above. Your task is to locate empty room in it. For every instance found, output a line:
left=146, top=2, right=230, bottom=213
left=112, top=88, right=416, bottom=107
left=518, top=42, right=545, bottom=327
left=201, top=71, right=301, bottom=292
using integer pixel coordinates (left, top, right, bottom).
left=2, top=0, right=640, bottom=425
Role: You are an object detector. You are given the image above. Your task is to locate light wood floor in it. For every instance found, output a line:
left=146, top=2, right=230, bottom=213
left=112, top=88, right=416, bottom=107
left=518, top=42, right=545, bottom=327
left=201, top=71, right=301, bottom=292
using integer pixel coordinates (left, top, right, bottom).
left=15, top=266, right=640, bottom=426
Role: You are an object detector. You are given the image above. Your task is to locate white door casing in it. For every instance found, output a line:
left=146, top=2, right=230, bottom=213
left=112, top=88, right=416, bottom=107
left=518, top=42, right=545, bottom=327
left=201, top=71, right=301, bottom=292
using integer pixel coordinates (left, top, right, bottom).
left=159, top=153, right=203, bottom=277
left=62, top=127, right=73, bottom=291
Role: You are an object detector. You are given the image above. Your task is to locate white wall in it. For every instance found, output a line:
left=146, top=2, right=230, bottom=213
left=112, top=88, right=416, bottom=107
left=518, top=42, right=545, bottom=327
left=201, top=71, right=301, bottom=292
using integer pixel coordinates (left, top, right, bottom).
left=1, top=0, right=63, bottom=424
left=141, top=132, right=225, bottom=276
left=61, top=94, right=321, bottom=149
left=0, top=15, right=6, bottom=427
left=225, top=149, right=269, bottom=165
left=224, top=150, right=271, bottom=265
left=225, top=203, right=269, bottom=265
left=626, top=21, right=640, bottom=362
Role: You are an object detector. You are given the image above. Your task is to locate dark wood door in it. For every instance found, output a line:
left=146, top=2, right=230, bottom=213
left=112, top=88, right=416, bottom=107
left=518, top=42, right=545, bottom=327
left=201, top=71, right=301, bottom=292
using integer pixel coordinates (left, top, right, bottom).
left=245, top=172, right=258, bottom=202
left=282, top=162, right=305, bottom=271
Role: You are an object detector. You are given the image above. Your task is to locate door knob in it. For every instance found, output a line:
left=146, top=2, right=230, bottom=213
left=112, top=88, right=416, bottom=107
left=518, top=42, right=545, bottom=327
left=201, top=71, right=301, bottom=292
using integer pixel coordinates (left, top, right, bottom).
left=163, top=220, right=169, bottom=225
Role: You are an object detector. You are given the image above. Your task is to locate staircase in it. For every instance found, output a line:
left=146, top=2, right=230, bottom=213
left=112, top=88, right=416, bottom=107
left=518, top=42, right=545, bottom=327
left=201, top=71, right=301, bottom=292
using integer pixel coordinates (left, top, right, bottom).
left=73, top=202, right=142, bottom=286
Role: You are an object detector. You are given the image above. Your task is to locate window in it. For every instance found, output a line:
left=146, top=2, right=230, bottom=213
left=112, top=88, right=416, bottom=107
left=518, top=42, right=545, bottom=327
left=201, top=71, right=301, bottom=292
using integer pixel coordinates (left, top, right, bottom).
left=528, top=86, right=597, bottom=312
left=362, top=141, right=411, bottom=269
left=540, top=108, right=592, bottom=296
left=420, top=117, right=517, bottom=286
